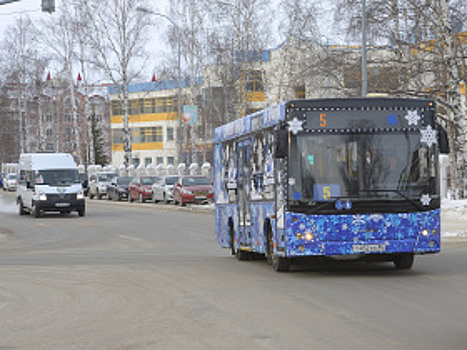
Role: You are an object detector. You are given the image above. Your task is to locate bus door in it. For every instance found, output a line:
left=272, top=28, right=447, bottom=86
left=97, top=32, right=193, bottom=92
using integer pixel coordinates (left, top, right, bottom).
left=237, top=140, right=252, bottom=246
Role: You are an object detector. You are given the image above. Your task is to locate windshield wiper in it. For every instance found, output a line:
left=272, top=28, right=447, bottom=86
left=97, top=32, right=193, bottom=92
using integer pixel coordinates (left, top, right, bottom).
left=361, top=189, right=426, bottom=211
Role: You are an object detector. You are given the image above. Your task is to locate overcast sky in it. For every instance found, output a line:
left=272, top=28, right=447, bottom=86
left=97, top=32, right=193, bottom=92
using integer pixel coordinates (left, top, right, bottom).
left=0, top=0, right=342, bottom=83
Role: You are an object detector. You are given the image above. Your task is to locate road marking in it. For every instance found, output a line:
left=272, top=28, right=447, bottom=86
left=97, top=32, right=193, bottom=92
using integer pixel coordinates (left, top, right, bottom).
left=119, top=235, right=143, bottom=242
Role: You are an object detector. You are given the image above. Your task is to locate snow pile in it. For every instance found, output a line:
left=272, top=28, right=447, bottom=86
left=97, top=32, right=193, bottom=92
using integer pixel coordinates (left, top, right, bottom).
left=441, top=199, right=467, bottom=239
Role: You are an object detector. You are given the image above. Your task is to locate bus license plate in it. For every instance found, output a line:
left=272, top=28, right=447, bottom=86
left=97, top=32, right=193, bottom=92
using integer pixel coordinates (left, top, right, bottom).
left=55, top=203, right=70, bottom=207
left=352, top=244, right=386, bottom=253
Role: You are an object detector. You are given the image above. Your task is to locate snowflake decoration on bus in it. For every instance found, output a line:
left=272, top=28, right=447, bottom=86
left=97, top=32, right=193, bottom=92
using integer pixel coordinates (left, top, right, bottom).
left=405, top=110, right=421, bottom=126
left=287, top=117, right=303, bottom=135
left=420, top=125, right=437, bottom=147
left=421, top=193, right=431, bottom=206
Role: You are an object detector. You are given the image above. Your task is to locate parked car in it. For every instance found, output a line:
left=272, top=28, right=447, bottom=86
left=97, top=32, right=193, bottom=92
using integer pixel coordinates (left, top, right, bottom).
left=173, top=175, right=214, bottom=206
left=128, top=176, right=160, bottom=203
left=107, top=176, right=133, bottom=201
left=88, top=172, right=118, bottom=199
left=78, top=173, right=89, bottom=196
left=3, top=173, right=18, bottom=191
left=152, top=175, right=179, bottom=203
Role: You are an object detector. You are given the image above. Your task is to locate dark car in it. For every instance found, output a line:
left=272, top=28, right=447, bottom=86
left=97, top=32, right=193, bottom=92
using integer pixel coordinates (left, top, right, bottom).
left=107, top=176, right=133, bottom=201
left=78, top=173, right=89, bottom=196
left=173, top=175, right=214, bottom=206
left=128, top=175, right=160, bottom=203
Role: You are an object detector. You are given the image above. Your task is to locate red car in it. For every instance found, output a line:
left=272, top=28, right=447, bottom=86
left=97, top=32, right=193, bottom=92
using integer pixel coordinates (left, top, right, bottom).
left=173, top=175, right=214, bottom=206
left=128, top=176, right=160, bottom=203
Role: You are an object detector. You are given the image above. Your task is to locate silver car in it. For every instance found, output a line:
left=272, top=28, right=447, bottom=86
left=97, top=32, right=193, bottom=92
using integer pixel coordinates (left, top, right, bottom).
left=88, top=172, right=118, bottom=199
left=151, top=175, right=179, bottom=203
left=3, top=173, right=18, bottom=191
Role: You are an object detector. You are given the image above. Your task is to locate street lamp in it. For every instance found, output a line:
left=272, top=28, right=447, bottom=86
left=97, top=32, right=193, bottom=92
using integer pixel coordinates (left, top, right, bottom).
left=361, top=0, right=368, bottom=97
left=137, top=6, right=184, bottom=164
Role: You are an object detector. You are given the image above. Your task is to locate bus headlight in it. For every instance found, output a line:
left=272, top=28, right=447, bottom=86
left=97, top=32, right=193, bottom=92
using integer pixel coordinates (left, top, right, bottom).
left=38, top=192, right=47, bottom=201
left=305, top=232, right=314, bottom=241
left=76, top=191, right=84, bottom=200
left=421, top=229, right=429, bottom=237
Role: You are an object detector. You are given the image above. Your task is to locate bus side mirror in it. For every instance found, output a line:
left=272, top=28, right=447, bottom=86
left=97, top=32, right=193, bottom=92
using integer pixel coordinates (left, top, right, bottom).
left=275, top=129, right=288, bottom=158
left=437, top=124, right=450, bottom=154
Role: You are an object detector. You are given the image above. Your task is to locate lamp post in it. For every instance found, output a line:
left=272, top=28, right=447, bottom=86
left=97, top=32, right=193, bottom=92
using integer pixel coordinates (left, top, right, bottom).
left=361, top=0, right=368, bottom=97
left=137, top=7, right=184, bottom=164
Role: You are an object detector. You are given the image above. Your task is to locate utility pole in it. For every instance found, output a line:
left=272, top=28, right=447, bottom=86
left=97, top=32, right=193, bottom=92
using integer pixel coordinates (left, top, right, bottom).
left=361, top=0, right=368, bottom=97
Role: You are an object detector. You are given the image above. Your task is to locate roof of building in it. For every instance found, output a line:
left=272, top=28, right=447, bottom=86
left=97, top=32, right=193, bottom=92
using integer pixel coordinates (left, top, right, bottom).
left=107, top=77, right=203, bottom=95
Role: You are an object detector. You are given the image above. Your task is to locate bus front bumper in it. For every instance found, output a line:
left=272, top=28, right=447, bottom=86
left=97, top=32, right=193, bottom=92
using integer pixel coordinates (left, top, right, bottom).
left=286, top=238, right=440, bottom=258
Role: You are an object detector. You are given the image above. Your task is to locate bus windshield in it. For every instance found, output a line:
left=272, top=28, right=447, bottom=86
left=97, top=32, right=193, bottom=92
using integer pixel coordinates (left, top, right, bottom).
left=36, top=169, right=80, bottom=186
left=288, top=131, right=437, bottom=206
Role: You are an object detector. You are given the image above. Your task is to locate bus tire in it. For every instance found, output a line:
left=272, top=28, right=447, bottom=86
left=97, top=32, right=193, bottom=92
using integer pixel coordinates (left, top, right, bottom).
left=394, top=253, right=414, bottom=269
left=272, top=255, right=290, bottom=272
left=78, top=209, right=85, bottom=217
left=235, top=248, right=251, bottom=261
left=229, top=220, right=235, bottom=256
left=266, top=221, right=274, bottom=264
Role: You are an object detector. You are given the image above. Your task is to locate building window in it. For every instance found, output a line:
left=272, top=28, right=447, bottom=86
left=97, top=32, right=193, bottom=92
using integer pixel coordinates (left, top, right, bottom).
left=145, top=157, right=152, bottom=166
left=112, top=129, right=125, bottom=144
left=133, top=158, right=140, bottom=167
left=46, top=143, right=54, bottom=151
left=156, top=156, right=164, bottom=165
left=46, top=129, right=53, bottom=137
left=132, top=127, right=163, bottom=143
left=167, top=157, right=174, bottom=165
left=295, top=85, right=305, bottom=99
left=167, top=127, right=174, bottom=141
left=46, top=114, right=53, bottom=122
left=244, top=70, right=264, bottom=92
left=111, top=100, right=122, bottom=116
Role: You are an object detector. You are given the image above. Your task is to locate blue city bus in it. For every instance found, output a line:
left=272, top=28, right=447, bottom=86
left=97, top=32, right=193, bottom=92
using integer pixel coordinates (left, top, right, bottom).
left=213, top=98, right=449, bottom=271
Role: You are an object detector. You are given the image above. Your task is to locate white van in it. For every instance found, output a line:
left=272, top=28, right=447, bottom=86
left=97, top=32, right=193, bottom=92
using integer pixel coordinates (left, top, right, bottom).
left=16, top=153, right=85, bottom=218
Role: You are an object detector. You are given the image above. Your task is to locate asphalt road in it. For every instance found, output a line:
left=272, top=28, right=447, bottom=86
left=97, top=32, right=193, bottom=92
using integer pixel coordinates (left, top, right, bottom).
left=0, top=191, right=466, bottom=350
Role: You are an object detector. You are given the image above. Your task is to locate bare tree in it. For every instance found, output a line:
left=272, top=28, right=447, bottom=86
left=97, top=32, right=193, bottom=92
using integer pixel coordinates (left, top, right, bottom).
left=0, top=16, right=49, bottom=158
left=334, top=0, right=467, bottom=197
left=82, top=0, right=150, bottom=168
left=36, top=2, right=84, bottom=164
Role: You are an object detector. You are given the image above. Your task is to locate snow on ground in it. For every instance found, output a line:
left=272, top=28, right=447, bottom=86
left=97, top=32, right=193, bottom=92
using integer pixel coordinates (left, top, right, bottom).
left=441, top=199, right=467, bottom=239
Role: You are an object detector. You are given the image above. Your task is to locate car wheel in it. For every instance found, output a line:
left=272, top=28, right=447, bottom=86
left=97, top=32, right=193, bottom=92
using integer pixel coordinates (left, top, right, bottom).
left=18, top=199, right=25, bottom=216
left=78, top=209, right=85, bottom=217
left=31, top=204, right=40, bottom=218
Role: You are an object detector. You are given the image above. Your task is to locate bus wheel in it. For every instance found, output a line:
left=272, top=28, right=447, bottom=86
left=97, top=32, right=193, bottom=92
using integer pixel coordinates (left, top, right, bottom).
left=235, top=248, right=251, bottom=261
left=266, top=222, right=274, bottom=264
left=393, top=253, right=414, bottom=269
left=272, top=255, right=290, bottom=272
left=229, top=221, right=235, bottom=256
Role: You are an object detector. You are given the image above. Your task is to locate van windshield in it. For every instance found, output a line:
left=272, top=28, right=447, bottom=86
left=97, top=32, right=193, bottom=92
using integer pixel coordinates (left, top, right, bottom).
left=35, top=170, right=80, bottom=186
